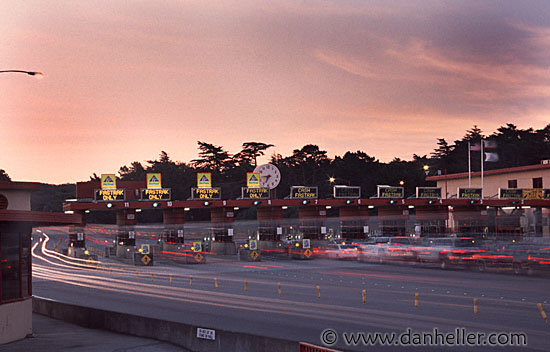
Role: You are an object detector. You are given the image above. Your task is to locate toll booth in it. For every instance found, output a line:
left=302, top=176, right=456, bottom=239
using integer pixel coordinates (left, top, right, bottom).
left=67, top=226, right=86, bottom=258
left=494, top=207, right=523, bottom=240
left=450, top=206, right=488, bottom=238
left=209, top=207, right=236, bottom=255
left=162, top=208, right=186, bottom=244
left=378, top=206, right=409, bottom=236
left=339, top=206, right=369, bottom=240
left=414, top=206, right=448, bottom=236
left=257, top=206, right=283, bottom=241
left=0, top=181, right=81, bottom=344
left=115, top=209, right=136, bottom=261
left=298, top=206, right=327, bottom=240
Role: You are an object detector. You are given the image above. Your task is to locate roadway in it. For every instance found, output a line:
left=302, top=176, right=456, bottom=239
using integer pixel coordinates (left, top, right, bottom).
left=31, top=228, right=550, bottom=351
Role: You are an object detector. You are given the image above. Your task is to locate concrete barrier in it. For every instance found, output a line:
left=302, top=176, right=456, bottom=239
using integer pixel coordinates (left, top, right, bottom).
left=32, top=296, right=298, bottom=352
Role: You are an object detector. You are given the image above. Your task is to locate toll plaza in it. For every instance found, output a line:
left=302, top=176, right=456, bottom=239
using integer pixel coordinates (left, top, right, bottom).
left=63, top=178, right=550, bottom=265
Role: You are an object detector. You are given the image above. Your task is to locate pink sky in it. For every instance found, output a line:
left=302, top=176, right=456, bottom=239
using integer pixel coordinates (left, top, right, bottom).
left=1, top=1, right=549, bottom=184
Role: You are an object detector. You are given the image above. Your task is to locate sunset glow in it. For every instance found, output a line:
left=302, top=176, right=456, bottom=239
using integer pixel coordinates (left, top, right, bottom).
left=2, top=1, right=549, bottom=184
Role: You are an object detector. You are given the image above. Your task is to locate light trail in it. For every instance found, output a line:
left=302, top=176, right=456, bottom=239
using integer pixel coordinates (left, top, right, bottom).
left=32, top=230, right=550, bottom=349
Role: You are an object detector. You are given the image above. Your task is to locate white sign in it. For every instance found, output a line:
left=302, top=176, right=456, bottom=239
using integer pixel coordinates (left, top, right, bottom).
left=321, top=226, right=327, bottom=234
left=129, top=231, right=135, bottom=239
left=77, top=233, right=84, bottom=241
left=276, top=227, right=283, bottom=235
left=177, top=229, right=184, bottom=238
left=197, top=327, right=216, bottom=340
left=228, top=228, right=234, bottom=236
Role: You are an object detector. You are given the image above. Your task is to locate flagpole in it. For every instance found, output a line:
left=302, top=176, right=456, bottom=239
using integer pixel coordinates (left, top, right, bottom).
left=481, top=140, right=484, bottom=198
left=468, top=142, right=471, bottom=187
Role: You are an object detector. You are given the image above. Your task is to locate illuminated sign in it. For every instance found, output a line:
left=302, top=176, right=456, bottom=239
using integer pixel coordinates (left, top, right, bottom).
left=458, top=188, right=482, bottom=199
left=377, top=186, right=404, bottom=198
left=523, top=188, right=544, bottom=200
left=416, top=187, right=441, bottom=199
left=290, top=186, right=318, bottom=199
left=191, top=187, right=221, bottom=200
left=333, top=186, right=361, bottom=199
left=242, top=187, right=269, bottom=199
left=146, top=173, right=162, bottom=189
left=246, top=172, right=261, bottom=188
left=94, top=189, right=125, bottom=201
left=101, top=174, right=116, bottom=189
left=499, top=188, right=523, bottom=199
left=197, top=173, right=212, bottom=188
left=141, top=188, right=171, bottom=200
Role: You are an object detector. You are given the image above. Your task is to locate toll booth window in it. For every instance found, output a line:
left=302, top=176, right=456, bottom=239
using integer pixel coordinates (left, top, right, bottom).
left=21, top=234, right=31, bottom=297
left=507, top=180, right=517, bottom=189
left=1, top=232, right=21, bottom=301
left=532, top=177, right=543, bottom=188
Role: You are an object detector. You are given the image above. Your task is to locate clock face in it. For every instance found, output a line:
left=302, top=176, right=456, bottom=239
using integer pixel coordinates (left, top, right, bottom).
left=253, top=164, right=281, bottom=190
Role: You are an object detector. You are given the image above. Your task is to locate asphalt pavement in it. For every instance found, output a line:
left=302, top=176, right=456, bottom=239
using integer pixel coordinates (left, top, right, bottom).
left=2, top=313, right=187, bottom=352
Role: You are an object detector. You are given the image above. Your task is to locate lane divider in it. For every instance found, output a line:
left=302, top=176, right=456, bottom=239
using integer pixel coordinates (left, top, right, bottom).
left=278, top=282, right=281, bottom=296
left=316, top=285, right=320, bottom=299
left=474, top=298, right=478, bottom=314
left=414, top=292, right=419, bottom=308
left=537, top=303, right=547, bottom=323
left=362, top=289, right=366, bottom=304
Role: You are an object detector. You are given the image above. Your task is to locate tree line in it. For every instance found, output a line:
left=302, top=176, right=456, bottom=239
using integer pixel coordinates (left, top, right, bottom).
left=2, top=123, right=548, bottom=213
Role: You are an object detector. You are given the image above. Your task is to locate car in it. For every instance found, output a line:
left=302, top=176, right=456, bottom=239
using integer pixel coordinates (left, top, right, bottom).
left=357, top=237, right=390, bottom=263
left=324, top=242, right=358, bottom=260
left=415, top=237, right=482, bottom=269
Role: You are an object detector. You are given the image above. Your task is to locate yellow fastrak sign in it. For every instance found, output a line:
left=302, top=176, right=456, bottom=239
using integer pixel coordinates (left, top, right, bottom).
left=247, top=172, right=261, bottom=188
left=101, top=174, right=116, bottom=189
left=197, top=173, right=212, bottom=188
left=147, top=173, right=162, bottom=189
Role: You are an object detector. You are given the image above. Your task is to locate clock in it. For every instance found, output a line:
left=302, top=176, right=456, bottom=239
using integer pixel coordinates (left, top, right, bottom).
left=253, top=164, right=281, bottom=190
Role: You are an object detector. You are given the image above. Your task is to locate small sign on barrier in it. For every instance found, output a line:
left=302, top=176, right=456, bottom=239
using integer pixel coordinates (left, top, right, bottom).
left=197, top=327, right=216, bottom=340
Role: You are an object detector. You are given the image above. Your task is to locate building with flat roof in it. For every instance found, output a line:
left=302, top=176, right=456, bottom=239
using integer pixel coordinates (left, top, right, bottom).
left=426, top=162, right=550, bottom=199
left=426, top=162, right=550, bottom=237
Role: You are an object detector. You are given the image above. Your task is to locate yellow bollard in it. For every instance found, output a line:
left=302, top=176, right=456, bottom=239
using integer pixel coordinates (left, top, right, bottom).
left=109, top=267, right=112, bottom=275
left=537, top=303, right=547, bottom=322
left=136, top=270, right=138, bottom=278
left=214, top=277, right=218, bottom=288
left=120, top=268, right=123, bottom=276
left=473, top=298, right=478, bottom=314
left=190, top=275, right=193, bottom=286
left=169, top=273, right=173, bottom=285
left=414, top=292, right=419, bottom=308
left=278, top=282, right=281, bottom=296
left=362, top=289, right=366, bottom=304
left=316, top=285, right=320, bottom=299
left=151, top=272, right=154, bottom=281
left=244, top=280, right=248, bottom=292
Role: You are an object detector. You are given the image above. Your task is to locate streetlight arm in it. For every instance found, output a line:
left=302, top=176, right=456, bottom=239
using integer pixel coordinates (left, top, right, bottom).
left=0, top=70, right=43, bottom=77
